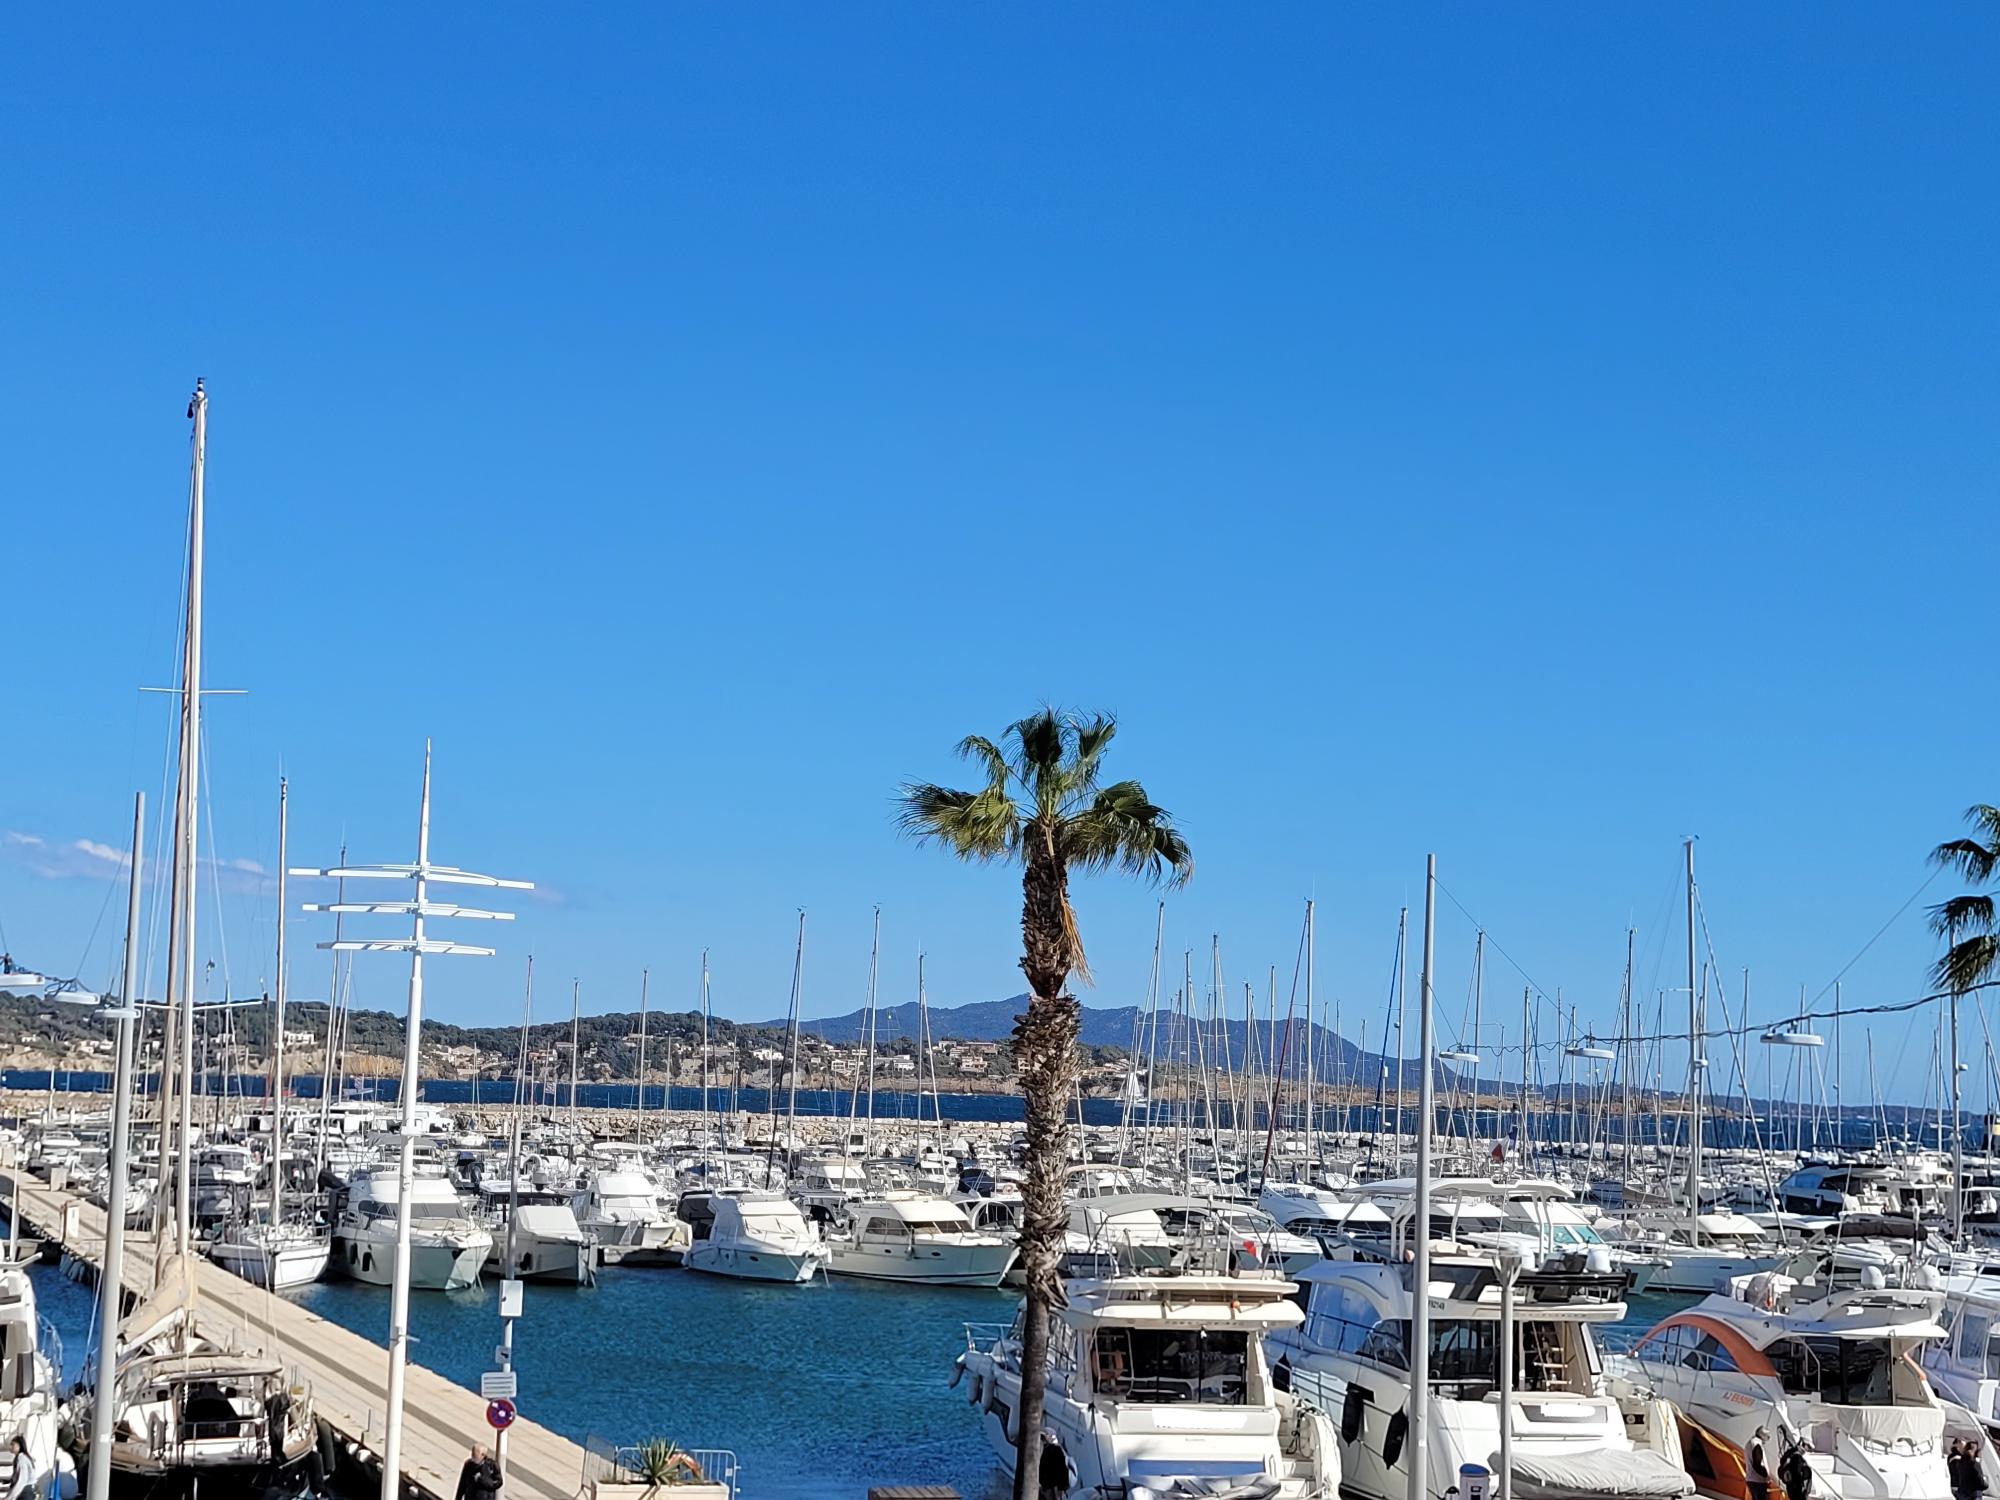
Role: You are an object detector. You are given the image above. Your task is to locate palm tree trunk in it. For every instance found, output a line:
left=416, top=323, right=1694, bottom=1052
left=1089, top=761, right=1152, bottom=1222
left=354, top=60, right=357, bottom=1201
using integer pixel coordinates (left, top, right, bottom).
left=1011, top=847, right=1080, bottom=1500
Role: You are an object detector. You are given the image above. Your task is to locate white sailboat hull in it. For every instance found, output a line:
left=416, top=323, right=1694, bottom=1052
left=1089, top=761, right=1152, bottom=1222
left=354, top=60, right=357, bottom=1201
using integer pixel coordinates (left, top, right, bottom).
left=210, top=1235, right=330, bottom=1290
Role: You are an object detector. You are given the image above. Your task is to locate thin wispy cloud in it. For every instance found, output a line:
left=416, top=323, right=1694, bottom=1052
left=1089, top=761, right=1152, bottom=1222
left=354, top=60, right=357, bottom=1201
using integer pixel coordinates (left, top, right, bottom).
left=73, top=838, right=132, bottom=870
left=1, top=828, right=272, bottom=895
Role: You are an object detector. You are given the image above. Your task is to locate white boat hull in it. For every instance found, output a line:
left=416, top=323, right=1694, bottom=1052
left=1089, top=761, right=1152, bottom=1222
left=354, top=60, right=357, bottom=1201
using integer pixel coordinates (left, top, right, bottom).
left=824, top=1239, right=1017, bottom=1287
left=1644, top=1250, right=1786, bottom=1294
left=683, top=1241, right=823, bottom=1283
left=210, top=1236, right=331, bottom=1290
left=335, top=1231, right=489, bottom=1290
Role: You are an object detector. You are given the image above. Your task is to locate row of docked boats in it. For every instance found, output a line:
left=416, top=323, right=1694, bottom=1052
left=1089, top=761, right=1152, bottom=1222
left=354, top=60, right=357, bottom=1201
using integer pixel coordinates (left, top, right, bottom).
left=957, top=1168, right=2000, bottom=1500
left=944, top=1136, right=2000, bottom=1500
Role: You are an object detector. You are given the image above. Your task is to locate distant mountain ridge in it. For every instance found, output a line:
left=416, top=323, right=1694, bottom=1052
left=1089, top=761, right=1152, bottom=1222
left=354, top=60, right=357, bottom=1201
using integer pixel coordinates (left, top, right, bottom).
left=764, top=993, right=1475, bottom=1086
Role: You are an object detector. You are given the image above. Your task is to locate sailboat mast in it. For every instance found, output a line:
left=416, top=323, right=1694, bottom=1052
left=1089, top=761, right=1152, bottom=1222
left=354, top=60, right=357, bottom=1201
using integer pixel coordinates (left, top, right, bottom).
left=1620, top=928, right=1634, bottom=1184
left=863, top=906, right=880, bottom=1155
left=568, top=979, right=581, bottom=1134
left=379, top=743, right=433, bottom=1500
left=634, top=968, right=649, bottom=1143
left=699, top=950, right=711, bottom=1137
left=1394, top=906, right=1408, bottom=1175
left=162, top=380, right=210, bottom=1270
left=1304, top=900, right=1316, bottom=1177
left=1684, top=837, right=1702, bottom=1224
left=270, top=777, right=288, bottom=1226
left=1470, top=930, right=1484, bottom=1145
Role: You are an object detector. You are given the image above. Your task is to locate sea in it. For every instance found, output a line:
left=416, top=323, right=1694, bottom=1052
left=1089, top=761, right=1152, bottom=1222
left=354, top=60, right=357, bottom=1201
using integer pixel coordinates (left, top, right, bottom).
left=23, top=1255, right=1702, bottom=1500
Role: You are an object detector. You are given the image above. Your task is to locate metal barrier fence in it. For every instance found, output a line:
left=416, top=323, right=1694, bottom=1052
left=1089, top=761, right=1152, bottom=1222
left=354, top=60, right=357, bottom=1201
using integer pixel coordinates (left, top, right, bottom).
left=582, top=1436, right=739, bottom=1497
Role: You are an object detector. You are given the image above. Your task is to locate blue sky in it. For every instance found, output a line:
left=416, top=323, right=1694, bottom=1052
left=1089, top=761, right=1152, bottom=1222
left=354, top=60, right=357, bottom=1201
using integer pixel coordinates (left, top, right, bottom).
left=3, top=9, right=1995, bottom=1104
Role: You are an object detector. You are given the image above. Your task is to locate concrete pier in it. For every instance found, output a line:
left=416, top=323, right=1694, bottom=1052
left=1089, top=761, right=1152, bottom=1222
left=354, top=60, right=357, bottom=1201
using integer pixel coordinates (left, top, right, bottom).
left=4, top=1172, right=592, bottom=1500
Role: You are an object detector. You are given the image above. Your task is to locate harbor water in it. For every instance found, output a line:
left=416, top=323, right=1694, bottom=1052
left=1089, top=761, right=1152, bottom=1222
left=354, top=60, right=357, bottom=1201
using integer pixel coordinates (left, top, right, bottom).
left=25, top=1256, right=1702, bottom=1500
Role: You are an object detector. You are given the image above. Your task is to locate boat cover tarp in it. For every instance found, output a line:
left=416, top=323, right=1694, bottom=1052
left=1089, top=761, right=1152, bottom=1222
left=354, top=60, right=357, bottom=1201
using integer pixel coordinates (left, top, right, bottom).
left=1498, top=1447, right=1695, bottom=1500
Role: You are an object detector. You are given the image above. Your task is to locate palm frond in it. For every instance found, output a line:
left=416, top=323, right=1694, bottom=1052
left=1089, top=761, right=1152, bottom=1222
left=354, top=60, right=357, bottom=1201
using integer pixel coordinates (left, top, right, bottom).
left=1062, top=780, right=1194, bottom=888
left=955, top=734, right=1011, bottom=793
left=1067, top=714, right=1118, bottom=799
left=895, top=782, right=1019, bottom=859
left=1933, top=933, right=2000, bottom=996
left=1929, top=894, right=1997, bottom=943
left=1009, top=706, right=1071, bottom=818
left=1931, top=806, right=2000, bottom=883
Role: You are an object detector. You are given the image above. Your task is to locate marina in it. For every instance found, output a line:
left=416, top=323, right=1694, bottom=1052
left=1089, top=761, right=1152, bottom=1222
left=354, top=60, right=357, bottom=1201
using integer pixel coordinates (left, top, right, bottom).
left=10, top=12, right=1998, bottom=1500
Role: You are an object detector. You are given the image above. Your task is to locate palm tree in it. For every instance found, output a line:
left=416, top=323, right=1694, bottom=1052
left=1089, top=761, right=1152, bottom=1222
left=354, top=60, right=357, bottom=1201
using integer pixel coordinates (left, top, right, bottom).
left=1931, top=804, right=2000, bottom=994
left=898, top=708, right=1191, bottom=1500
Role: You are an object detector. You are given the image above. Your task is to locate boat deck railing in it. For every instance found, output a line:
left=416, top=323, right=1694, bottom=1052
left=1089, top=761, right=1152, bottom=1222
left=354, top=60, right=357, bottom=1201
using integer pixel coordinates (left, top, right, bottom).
left=963, top=1321, right=1014, bottom=1354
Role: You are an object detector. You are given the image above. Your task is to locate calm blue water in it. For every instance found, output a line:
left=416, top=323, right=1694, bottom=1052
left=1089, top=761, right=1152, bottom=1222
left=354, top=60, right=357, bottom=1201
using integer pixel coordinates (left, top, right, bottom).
left=287, top=1270, right=1013, bottom=1500
left=24, top=1252, right=1698, bottom=1500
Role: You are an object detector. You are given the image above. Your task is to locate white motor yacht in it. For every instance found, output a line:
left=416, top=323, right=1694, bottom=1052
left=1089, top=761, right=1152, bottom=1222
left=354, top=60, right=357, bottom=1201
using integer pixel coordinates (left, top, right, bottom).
left=1925, top=1273, right=2000, bottom=1428
left=1269, top=1180, right=1694, bottom=1500
left=492, top=1202, right=596, bottom=1284
left=334, top=1167, right=491, bottom=1290
left=571, top=1169, right=689, bottom=1267
left=0, top=1262, right=64, bottom=1500
left=680, top=1191, right=826, bottom=1283
left=821, top=1193, right=1017, bottom=1287
left=1613, top=1266, right=1952, bottom=1500
left=956, top=1271, right=1341, bottom=1498
left=1607, top=1210, right=1789, bottom=1294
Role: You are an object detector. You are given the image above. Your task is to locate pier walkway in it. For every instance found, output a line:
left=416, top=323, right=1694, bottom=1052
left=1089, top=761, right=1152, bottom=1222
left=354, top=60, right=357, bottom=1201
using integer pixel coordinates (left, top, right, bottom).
left=3, top=1172, right=592, bottom=1500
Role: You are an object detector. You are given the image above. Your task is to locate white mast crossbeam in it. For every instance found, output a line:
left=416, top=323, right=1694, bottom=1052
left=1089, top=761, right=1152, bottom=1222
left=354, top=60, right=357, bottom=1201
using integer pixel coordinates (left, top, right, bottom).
left=314, top=939, right=500, bottom=957
left=289, top=863, right=530, bottom=890
left=302, top=901, right=516, bottom=920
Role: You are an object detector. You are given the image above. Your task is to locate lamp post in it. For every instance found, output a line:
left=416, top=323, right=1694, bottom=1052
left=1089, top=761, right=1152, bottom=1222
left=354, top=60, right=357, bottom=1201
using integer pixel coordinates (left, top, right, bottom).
left=1496, top=1246, right=1521, bottom=1500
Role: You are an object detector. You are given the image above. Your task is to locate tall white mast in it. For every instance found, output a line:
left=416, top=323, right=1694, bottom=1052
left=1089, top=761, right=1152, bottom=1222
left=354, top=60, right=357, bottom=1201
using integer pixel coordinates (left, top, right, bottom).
left=269, top=777, right=289, bottom=1226
left=290, top=744, right=530, bottom=1500
left=634, top=969, right=649, bottom=1141
left=1409, top=855, right=1438, bottom=1500
left=162, top=379, right=209, bottom=1270
left=862, top=907, right=880, bottom=1155
left=1304, top=900, right=1316, bottom=1175
left=1394, top=906, right=1408, bottom=1175
left=699, top=951, right=711, bottom=1137
left=569, top=979, right=581, bottom=1134
left=1684, top=838, right=1702, bottom=1226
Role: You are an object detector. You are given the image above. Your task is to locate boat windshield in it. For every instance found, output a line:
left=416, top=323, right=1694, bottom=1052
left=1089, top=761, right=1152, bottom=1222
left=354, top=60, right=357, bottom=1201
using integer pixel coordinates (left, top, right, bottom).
left=1091, top=1327, right=1249, bottom=1405
left=1765, top=1336, right=1910, bottom=1406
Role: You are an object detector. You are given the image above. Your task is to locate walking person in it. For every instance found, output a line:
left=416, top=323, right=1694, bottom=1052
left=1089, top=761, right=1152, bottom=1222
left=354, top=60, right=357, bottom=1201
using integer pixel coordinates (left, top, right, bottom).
left=455, top=1443, right=501, bottom=1500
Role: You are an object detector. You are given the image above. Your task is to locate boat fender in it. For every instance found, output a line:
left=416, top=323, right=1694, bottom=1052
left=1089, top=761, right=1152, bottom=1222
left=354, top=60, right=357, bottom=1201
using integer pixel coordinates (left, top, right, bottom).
left=316, top=1417, right=340, bottom=1478
left=1383, top=1407, right=1407, bottom=1468
left=1341, top=1383, right=1367, bottom=1444
left=949, top=1357, right=965, bottom=1392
